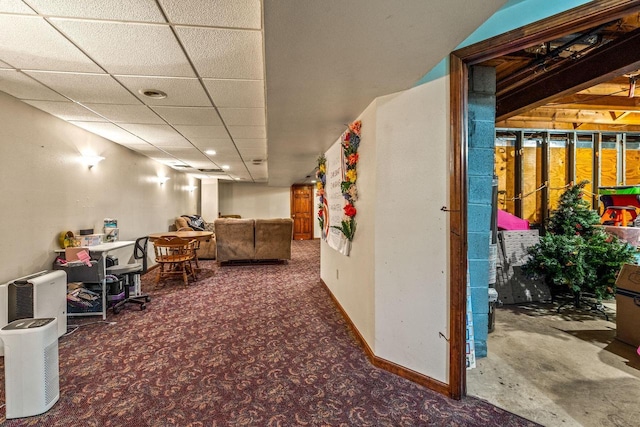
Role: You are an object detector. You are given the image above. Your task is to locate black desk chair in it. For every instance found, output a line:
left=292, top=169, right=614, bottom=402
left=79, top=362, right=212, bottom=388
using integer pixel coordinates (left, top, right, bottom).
left=107, top=236, right=151, bottom=314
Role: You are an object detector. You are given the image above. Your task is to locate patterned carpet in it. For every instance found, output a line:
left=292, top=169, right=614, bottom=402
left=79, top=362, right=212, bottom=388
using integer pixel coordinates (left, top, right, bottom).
left=0, top=240, right=539, bottom=426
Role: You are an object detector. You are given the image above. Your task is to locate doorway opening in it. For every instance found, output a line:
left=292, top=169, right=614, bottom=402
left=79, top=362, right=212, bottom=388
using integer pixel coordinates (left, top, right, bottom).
left=449, top=0, right=640, bottom=416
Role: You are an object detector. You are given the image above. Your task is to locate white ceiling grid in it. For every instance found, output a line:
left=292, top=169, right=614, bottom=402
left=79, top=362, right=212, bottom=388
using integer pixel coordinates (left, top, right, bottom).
left=1, top=0, right=512, bottom=186
left=0, top=0, right=267, bottom=182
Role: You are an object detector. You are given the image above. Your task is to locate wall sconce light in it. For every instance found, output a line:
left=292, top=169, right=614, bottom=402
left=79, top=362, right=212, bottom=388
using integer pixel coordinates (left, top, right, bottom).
left=158, top=176, right=170, bottom=185
left=83, top=155, right=105, bottom=169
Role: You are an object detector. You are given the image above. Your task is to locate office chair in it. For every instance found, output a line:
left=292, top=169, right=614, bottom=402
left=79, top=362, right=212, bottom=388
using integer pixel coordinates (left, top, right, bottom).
left=107, top=236, right=151, bottom=313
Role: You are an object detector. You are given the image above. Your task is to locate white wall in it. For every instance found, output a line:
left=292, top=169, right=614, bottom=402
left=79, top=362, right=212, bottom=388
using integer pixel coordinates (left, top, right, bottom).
left=321, top=100, right=378, bottom=347
left=218, top=182, right=290, bottom=219
left=321, top=77, right=450, bottom=384
left=374, top=78, right=450, bottom=382
left=0, top=92, right=198, bottom=283
left=201, top=178, right=219, bottom=222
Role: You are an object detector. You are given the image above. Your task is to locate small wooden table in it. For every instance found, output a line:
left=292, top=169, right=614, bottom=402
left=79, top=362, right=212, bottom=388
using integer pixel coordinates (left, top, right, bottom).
left=148, top=231, right=213, bottom=270
left=148, top=231, right=213, bottom=241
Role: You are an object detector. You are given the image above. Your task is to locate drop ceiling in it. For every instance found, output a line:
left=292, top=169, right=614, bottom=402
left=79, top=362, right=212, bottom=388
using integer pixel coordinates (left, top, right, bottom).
left=0, top=0, right=509, bottom=186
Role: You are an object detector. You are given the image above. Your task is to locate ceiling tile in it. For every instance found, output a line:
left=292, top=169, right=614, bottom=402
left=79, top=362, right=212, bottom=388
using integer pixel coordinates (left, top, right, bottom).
left=149, top=154, right=179, bottom=164
left=129, top=144, right=165, bottom=155
left=115, top=76, right=211, bottom=106
left=218, top=107, right=264, bottom=126
left=26, top=0, right=165, bottom=22
left=175, top=125, right=229, bottom=139
left=228, top=125, right=266, bottom=139
left=204, top=79, right=264, bottom=108
left=0, top=1, right=36, bottom=14
left=0, top=60, right=11, bottom=68
left=238, top=147, right=267, bottom=160
left=177, top=27, right=263, bottom=79
left=51, top=19, right=195, bottom=77
left=188, top=137, right=235, bottom=152
left=82, top=103, right=165, bottom=124
left=69, top=121, right=150, bottom=145
left=219, top=161, right=249, bottom=176
left=247, top=162, right=268, bottom=173
left=0, top=69, right=67, bottom=101
left=234, top=138, right=267, bottom=149
left=186, top=161, right=228, bottom=171
left=162, top=147, right=209, bottom=159
left=118, top=123, right=192, bottom=146
left=207, top=149, right=241, bottom=160
left=25, top=71, right=141, bottom=104
left=0, top=15, right=101, bottom=72
left=117, top=142, right=154, bottom=150
left=160, top=0, right=261, bottom=29
left=24, top=100, right=105, bottom=121
left=152, top=106, right=222, bottom=126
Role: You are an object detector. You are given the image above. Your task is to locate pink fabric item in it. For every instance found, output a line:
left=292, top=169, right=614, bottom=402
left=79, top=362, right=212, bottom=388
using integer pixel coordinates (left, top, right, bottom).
left=497, top=209, right=530, bottom=230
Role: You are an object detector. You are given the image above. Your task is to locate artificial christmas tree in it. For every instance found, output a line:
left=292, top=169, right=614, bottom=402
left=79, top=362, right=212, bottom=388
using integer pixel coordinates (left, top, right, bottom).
left=523, top=181, right=636, bottom=306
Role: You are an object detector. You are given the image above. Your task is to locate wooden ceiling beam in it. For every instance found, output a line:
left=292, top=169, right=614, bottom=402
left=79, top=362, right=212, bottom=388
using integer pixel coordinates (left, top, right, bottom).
left=496, top=25, right=640, bottom=121
left=509, top=107, right=640, bottom=125
left=456, top=0, right=640, bottom=65
left=610, top=111, right=631, bottom=121
left=496, top=119, right=640, bottom=132
left=549, top=93, right=640, bottom=111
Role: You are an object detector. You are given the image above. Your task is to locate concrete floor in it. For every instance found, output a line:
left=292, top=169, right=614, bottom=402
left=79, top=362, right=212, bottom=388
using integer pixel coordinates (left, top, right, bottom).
left=467, top=301, right=640, bottom=427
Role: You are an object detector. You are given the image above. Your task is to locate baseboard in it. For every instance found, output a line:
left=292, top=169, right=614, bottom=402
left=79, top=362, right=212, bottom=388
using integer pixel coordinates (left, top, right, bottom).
left=320, top=279, right=452, bottom=398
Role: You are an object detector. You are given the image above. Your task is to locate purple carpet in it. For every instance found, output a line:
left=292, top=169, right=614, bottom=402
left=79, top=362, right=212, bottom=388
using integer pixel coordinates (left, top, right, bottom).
left=0, top=240, right=538, bottom=426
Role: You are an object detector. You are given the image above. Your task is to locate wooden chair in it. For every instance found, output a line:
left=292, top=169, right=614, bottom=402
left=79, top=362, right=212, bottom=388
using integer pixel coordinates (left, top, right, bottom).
left=153, top=236, right=198, bottom=286
left=177, top=226, right=202, bottom=269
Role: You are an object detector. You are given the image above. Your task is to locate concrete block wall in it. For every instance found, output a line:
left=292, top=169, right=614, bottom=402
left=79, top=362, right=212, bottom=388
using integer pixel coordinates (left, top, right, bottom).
left=467, top=66, right=496, bottom=357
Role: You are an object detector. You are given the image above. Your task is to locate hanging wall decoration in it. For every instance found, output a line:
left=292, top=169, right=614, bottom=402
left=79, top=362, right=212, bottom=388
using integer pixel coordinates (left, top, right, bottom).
left=316, top=154, right=328, bottom=239
left=332, top=120, right=361, bottom=241
left=318, top=119, right=362, bottom=256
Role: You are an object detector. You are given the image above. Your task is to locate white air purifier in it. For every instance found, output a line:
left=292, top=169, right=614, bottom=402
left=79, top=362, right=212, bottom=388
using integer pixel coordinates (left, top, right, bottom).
left=0, top=270, right=67, bottom=356
left=0, top=317, right=60, bottom=419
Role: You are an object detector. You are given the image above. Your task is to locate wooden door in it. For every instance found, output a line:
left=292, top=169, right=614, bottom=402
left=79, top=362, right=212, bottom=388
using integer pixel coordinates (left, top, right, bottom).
left=291, top=185, right=314, bottom=240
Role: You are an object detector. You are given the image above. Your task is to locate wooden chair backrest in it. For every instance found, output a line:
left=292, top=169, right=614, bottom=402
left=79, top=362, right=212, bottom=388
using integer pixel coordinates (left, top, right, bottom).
left=153, top=237, right=196, bottom=261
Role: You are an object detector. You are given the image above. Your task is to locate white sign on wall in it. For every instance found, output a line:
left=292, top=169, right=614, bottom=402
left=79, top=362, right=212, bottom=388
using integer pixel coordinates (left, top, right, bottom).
left=324, top=140, right=351, bottom=255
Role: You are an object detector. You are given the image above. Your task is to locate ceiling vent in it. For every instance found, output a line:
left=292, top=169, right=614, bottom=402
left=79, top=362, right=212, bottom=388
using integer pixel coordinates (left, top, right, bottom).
left=172, top=164, right=189, bottom=169
left=252, top=159, right=264, bottom=165
left=139, top=89, right=167, bottom=99
left=198, top=168, right=225, bottom=173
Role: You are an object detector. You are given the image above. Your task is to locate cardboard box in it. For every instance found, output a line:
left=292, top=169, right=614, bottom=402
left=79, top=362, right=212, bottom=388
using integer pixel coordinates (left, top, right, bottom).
left=64, top=247, right=89, bottom=262
left=614, top=264, right=640, bottom=347
left=78, top=234, right=103, bottom=246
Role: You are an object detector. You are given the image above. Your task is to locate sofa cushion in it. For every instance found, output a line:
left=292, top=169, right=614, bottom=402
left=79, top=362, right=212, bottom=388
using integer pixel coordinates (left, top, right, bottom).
left=181, top=214, right=205, bottom=231
left=214, top=219, right=256, bottom=262
left=254, top=218, right=293, bottom=260
left=175, top=216, right=189, bottom=230
left=175, top=216, right=216, bottom=259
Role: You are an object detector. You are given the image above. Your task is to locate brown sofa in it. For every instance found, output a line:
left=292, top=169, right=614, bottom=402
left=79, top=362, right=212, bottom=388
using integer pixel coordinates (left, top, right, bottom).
left=214, top=218, right=293, bottom=263
left=175, top=216, right=217, bottom=260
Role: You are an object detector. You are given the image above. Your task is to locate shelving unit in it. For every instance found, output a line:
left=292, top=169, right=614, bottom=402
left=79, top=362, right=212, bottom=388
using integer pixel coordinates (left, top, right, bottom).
left=54, top=241, right=135, bottom=321
left=54, top=256, right=107, bottom=320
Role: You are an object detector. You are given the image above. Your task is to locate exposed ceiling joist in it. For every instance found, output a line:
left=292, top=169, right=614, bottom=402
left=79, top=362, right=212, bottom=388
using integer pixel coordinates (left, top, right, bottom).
left=548, top=93, right=640, bottom=111
left=496, top=25, right=640, bottom=121
left=495, top=119, right=640, bottom=132
left=506, top=107, right=640, bottom=125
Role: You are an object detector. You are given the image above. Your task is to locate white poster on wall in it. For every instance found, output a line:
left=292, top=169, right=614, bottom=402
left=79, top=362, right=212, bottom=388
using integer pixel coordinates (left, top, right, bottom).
left=324, top=140, right=350, bottom=255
